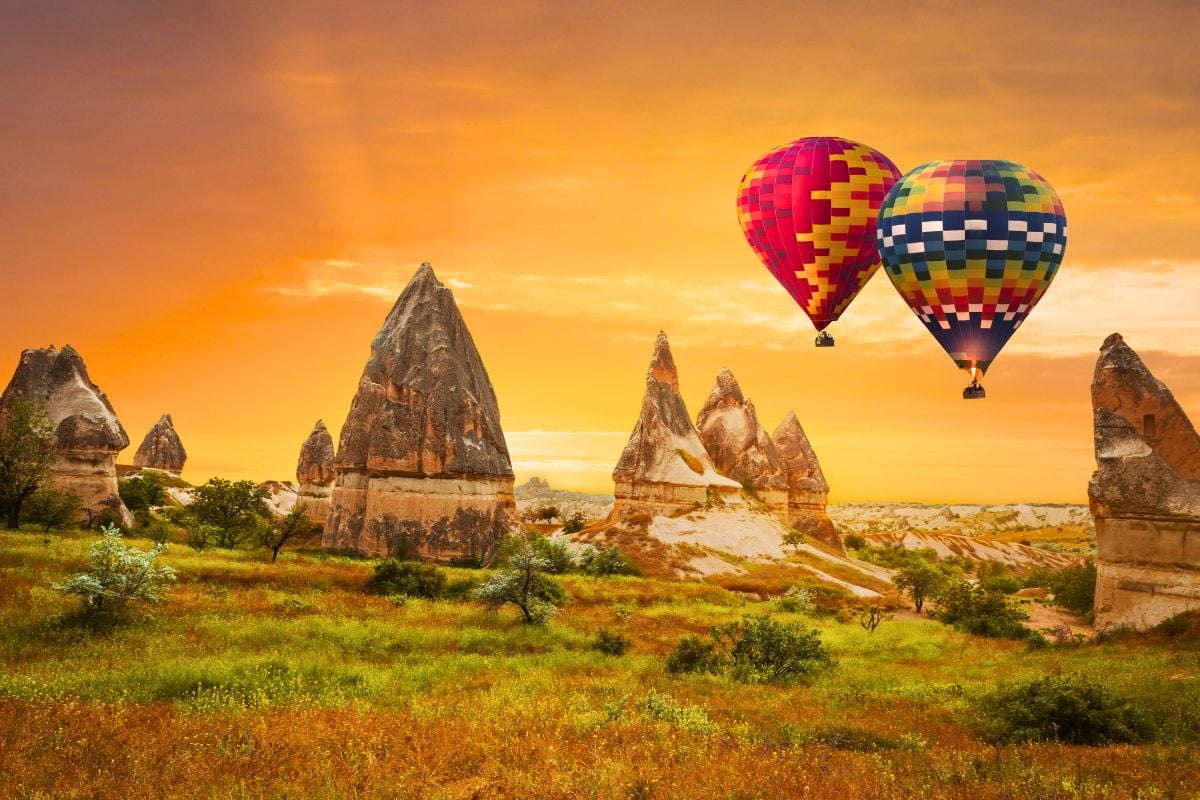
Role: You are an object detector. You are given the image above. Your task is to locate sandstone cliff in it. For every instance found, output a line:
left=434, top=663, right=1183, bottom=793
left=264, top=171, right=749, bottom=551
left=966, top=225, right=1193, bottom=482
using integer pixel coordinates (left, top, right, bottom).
left=774, top=411, right=842, bottom=553
left=296, top=419, right=335, bottom=523
left=610, top=333, right=741, bottom=518
left=132, top=414, right=186, bottom=475
left=0, top=345, right=131, bottom=525
left=323, top=263, right=515, bottom=559
left=1089, top=332, right=1200, bottom=630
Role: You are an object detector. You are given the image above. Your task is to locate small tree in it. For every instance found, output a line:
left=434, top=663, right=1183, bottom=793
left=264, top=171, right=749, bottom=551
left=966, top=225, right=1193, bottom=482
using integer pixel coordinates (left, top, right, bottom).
left=258, top=507, right=310, bottom=563
left=474, top=537, right=565, bottom=624
left=932, top=581, right=1029, bottom=639
left=54, top=524, right=176, bottom=615
left=535, top=505, right=561, bottom=524
left=187, top=478, right=271, bottom=549
left=0, top=399, right=57, bottom=530
left=781, top=528, right=806, bottom=554
left=858, top=604, right=893, bottom=633
left=561, top=511, right=586, bottom=534
left=22, top=487, right=82, bottom=534
left=893, top=561, right=949, bottom=613
left=119, top=473, right=167, bottom=512
left=713, top=615, right=830, bottom=684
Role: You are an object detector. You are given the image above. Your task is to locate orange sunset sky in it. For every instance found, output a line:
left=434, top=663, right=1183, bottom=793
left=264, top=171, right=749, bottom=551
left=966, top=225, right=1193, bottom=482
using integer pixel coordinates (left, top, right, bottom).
left=2, top=1, right=1199, bottom=502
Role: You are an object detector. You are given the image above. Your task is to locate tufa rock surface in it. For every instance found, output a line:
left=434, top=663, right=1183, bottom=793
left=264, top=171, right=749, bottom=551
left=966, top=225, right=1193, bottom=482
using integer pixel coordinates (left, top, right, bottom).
left=1089, top=332, right=1200, bottom=630
left=610, top=333, right=741, bottom=519
left=696, top=368, right=788, bottom=505
left=295, top=419, right=335, bottom=523
left=132, top=413, right=187, bottom=475
left=323, top=263, right=515, bottom=559
left=774, top=411, right=843, bottom=554
left=0, top=345, right=131, bottom=525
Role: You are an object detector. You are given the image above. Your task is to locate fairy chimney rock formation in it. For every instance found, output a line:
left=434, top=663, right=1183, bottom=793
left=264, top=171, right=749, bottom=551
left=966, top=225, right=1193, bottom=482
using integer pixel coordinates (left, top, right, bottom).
left=774, top=411, right=843, bottom=554
left=0, top=345, right=131, bottom=525
left=295, top=419, right=335, bottom=523
left=696, top=369, right=788, bottom=511
left=1089, top=332, right=1200, bottom=630
left=322, top=263, right=515, bottom=560
left=610, top=333, right=741, bottom=518
left=132, top=414, right=186, bottom=475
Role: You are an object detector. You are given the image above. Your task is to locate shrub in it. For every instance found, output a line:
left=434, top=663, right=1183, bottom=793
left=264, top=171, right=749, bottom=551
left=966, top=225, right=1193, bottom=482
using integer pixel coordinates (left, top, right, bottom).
left=638, top=690, right=716, bottom=734
left=443, top=576, right=480, bottom=601
left=142, top=515, right=173, bottom=544
left=843, top=533, right=867, bottom=550
left=1048, top=561, right=1097, bottom=615
left=593, top=628, right=631, bottom=656
left=931, top=581, right=1029, bottom=639
left=577, top=543, right=638, bottom=576
left=365, top=559, right=447, bottom=599
left=118, top=472, right=167, bottom=512
left=777, top=586, right=813, bottom=613
left=561, top=511, right=587, bottom=534
left=893, top=561, right=950, bottom=613
left=978, top=674, right=1155, bottom=745
left=22, top=487, right=82, bottom=534
left=474, top=537, right=565, bottom=624
left=53, top=524, right=177, bottom=615
left=979, top=574, right=1022, bottom=595
left=186, top=478, right=271, bottom=549
left=665, top=635, right=722, bottom=675
left=716, top=615, right=830, bottom=684
left=1153, top=610, right=1200, bottom=640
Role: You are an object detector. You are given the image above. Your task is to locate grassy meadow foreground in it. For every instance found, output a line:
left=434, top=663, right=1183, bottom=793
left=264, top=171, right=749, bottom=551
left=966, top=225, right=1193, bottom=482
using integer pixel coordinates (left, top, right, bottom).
left=2, top=528, right=1199, bottom=800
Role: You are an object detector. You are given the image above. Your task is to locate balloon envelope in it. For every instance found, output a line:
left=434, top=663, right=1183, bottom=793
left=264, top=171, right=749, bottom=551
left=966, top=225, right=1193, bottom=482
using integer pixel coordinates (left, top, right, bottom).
left=737, top=137, right=901, bottom=331
left=877, top=160, right=1066, bottom=377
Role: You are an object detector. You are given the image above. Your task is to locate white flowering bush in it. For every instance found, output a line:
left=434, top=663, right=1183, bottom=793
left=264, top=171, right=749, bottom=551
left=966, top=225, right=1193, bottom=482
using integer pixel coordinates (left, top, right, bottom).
left=54, top=524, right=176, bottom=615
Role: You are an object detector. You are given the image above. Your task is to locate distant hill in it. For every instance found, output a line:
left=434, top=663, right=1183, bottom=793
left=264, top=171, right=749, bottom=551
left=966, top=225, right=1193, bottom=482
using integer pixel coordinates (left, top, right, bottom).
left=514, top=477, right=614, bottom=520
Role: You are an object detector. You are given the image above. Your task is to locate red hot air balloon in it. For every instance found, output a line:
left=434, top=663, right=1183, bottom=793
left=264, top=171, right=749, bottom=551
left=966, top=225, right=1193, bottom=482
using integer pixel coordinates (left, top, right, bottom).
left=737, top=137, right=901, bottom=346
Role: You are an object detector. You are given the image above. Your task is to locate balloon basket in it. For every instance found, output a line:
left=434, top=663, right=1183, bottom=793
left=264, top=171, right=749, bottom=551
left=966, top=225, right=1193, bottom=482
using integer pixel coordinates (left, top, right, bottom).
left=962, top=381, right=986, bottom=400
left=814, top=332, right=835, bottom=348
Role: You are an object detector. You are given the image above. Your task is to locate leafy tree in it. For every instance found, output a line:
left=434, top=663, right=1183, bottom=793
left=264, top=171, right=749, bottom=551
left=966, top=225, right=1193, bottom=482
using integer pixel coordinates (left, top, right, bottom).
left=258, top=507, right=311, bottom=563
left=893, top=561, right=950, bottom=613
left=561, top=511, right=587, bottom=534
left=119, top=473, right=167, bottom=512
left=22, top=487, right=81, bottom=534
left=843, top=532, right=867, bottom=550
left=185, top=523, right=218, bottom=552
left=365, top=559, right=447, bottom=599
left=54, top=524, right=176, bottom=615
left=187, top=478, right=270, bottom=549
left=1048, top=560, right=1097, bottom=615
left=0, top=399, right=57, bottom=530
left=535, top=505, right=561, bottom=524
left=474, top=536, right=565, bottom=624
left=781, top=528, right=806, bottom=554
left=931, top=581, right=1029, bottom=639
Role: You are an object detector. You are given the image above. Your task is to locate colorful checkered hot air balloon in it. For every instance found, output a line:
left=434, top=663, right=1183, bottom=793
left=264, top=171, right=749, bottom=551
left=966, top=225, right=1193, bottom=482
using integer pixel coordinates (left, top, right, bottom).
left=737, top=136, right=901, bottom=346
left=876, top=160, right=1067, bottom=399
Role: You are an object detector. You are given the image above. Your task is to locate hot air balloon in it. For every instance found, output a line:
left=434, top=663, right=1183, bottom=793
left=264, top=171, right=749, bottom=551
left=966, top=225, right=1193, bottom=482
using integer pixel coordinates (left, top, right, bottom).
left=876, top=160, right=1066, bottom=398
left=737, top=137, right=901, bottom=347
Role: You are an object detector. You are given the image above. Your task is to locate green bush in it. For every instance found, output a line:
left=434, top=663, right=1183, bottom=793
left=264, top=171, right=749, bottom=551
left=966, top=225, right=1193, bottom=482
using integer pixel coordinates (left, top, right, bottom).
left=979, top=574, right=1022, bottom=595
left=978, top=674, right=1155, bottom=745
left=1153, top=611, right=1200, bottom=640
left=365, top=559, right=447, bottom=599
left=443, top=576, right=480, bottom=602
left=561, top=511, right=587, bottom=534
left=665, top=635, right=722, bottom=675
left=21, top=487, right=82, bottom=534
left=715, top=615, right=831, bottom=684
left=842, top=533, right=867, bottom=550
left=593, top=627, right=631, bottom=656
left=931, top=581, right=1029, bottom=639
left=1049, top=561, right=1097, bottom=615
left=118, top=473, right=167, bottom=512
left=577, top=543, right=638, bottom=576
left=53, top=524, right=177, bottom=616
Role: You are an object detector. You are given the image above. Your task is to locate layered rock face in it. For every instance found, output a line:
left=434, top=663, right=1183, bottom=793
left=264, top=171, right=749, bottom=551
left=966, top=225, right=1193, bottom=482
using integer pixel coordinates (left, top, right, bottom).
left=323, top=263, right=515, bottom=560
left=0, top=345, right=131, bottom=525
left=295, top=419, right=335, bottom=523
left=774, top=412, right=842, bottom=553
left=1089, top=333, right=1200, bottom=630
left=610, top=333, right=741, bottom=518
left=696, top=369, right=788, bottom=511
left=133, top=414, right=186, bottom=475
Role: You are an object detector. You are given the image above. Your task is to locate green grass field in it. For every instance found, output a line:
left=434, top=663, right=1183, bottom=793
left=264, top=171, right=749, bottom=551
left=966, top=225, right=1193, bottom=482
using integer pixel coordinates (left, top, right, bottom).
left=1, top=528, right=1198, bottom=799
